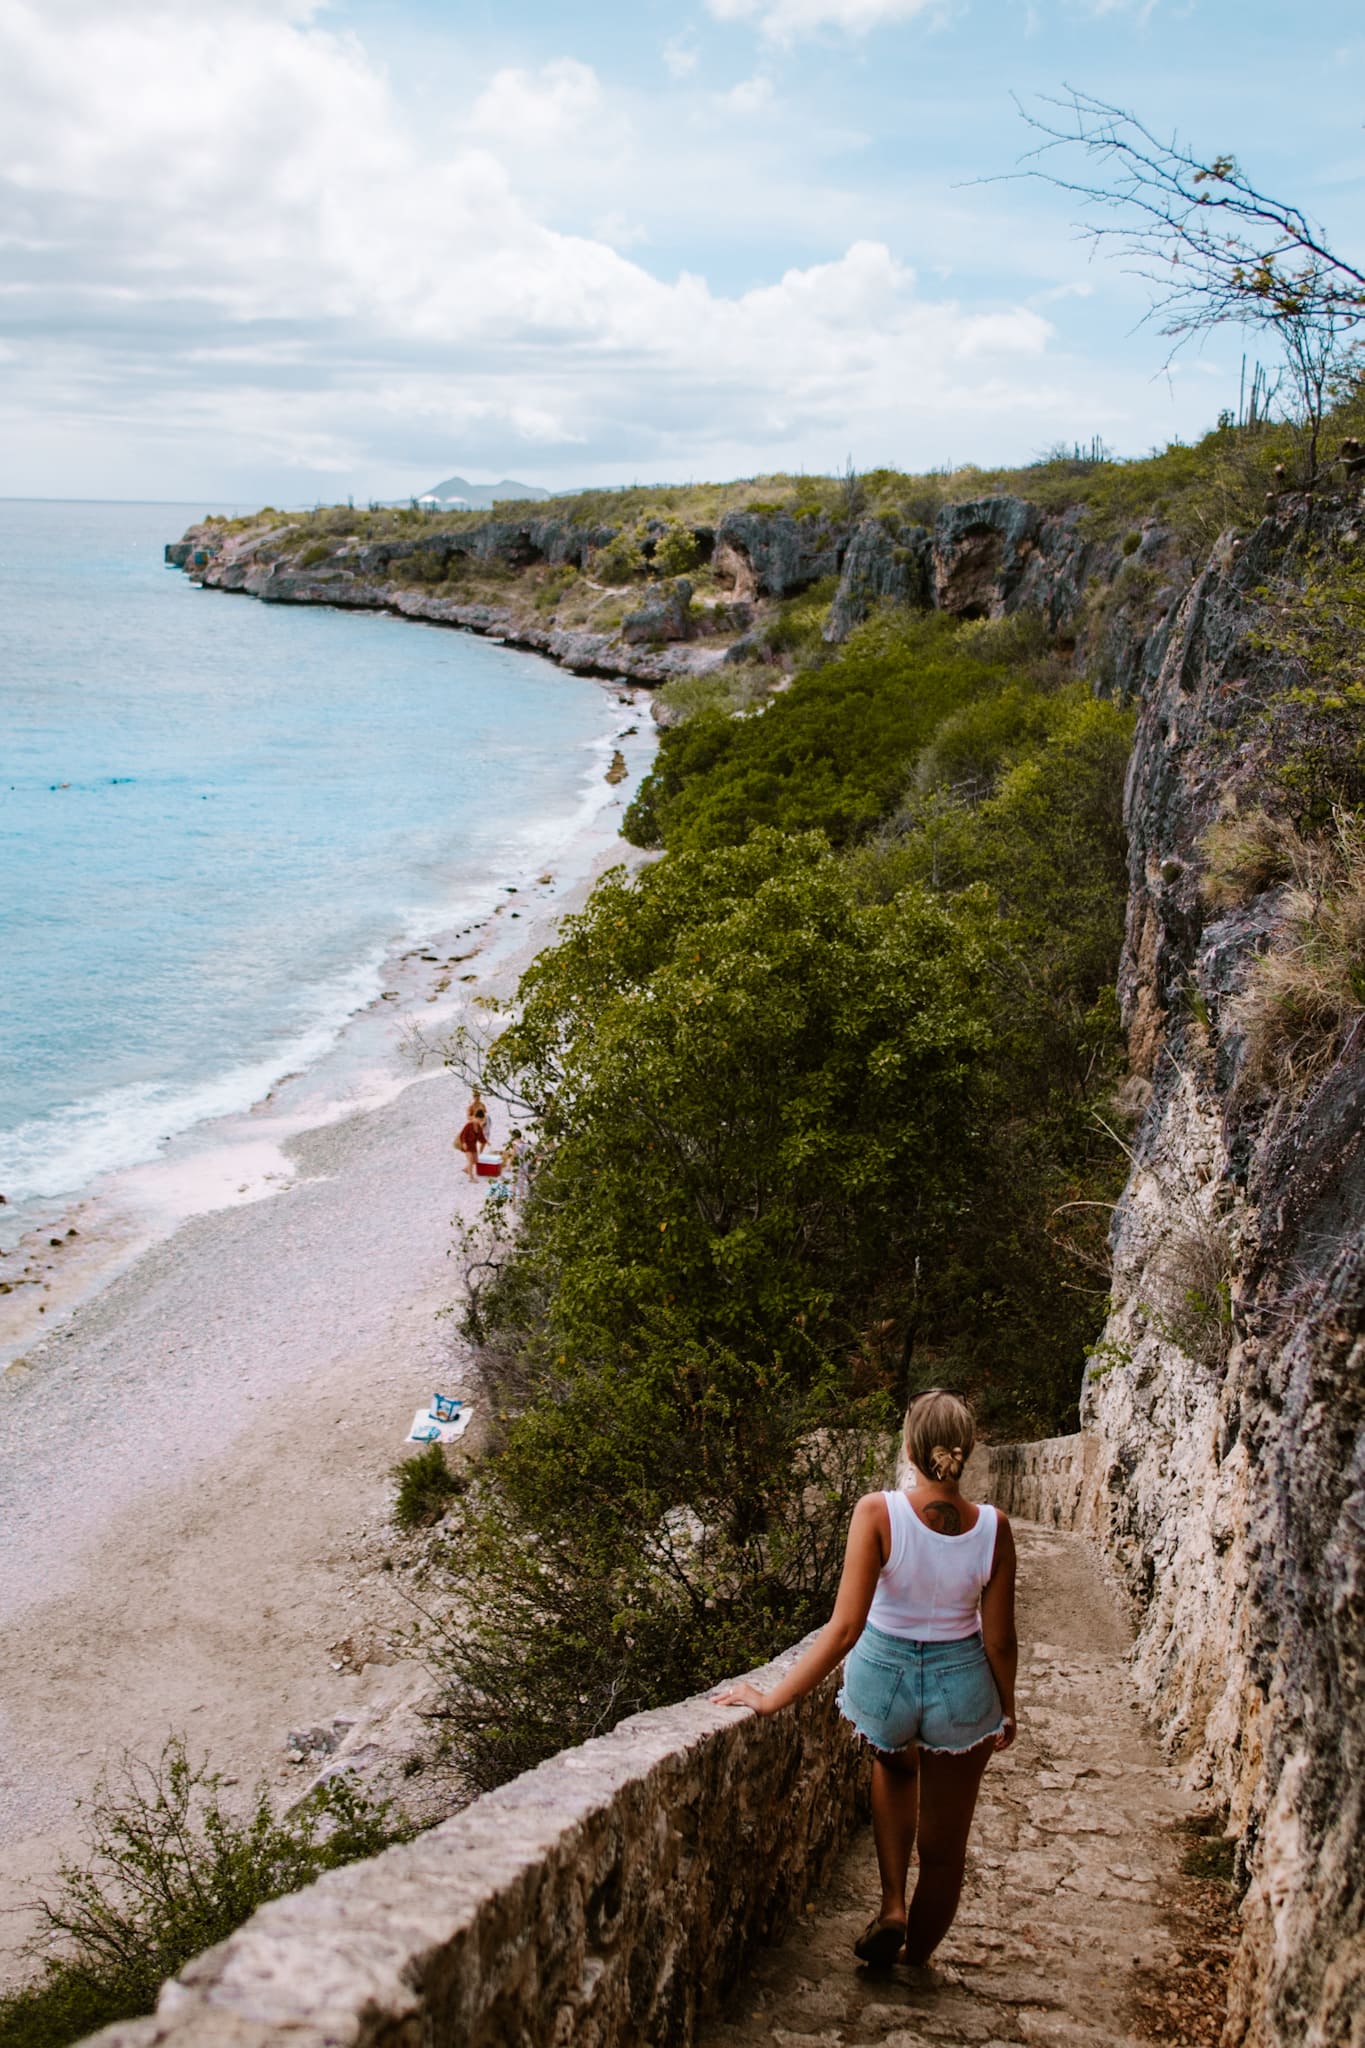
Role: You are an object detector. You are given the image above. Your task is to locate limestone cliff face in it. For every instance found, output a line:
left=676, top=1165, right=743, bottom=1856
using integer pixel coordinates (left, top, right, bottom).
left=169, top=492, right=1185, bottom=695
left=821, top=492, right=1191, bottom=657
left=1076, top=504, right=1365, bottom=2047
left=169, top=517, right=731, bottom=687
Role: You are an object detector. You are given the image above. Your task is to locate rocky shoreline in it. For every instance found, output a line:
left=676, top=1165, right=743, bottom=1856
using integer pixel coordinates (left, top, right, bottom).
left=166, top=491, right=1182, bottom=706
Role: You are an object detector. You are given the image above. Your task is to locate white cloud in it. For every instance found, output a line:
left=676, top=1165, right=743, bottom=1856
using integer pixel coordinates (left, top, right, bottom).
left=663, top=36, right=700, bottom=78
left=706, top=0, right=939, bottom=39
left=592, top=209, right=651, bottom=250
left=715, top=75, right=776, bottom=115
left=0, top=0, right=1090, bottom=496
left=469, top=58, right=604, bottom=148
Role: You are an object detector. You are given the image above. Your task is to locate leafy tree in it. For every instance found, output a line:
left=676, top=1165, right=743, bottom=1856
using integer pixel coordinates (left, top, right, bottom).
left=841, top=687, right=1135, bottom=1428
left=652, top=521, right=704, bottom=576
left=431, top=833, right=999, bottom=1782
left=480, top=830, right=996, bottom=1375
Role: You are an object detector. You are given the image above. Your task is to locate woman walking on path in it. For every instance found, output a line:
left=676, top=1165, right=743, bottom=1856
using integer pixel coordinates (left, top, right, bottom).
left=714, top=1390, right=1017, bottom=1972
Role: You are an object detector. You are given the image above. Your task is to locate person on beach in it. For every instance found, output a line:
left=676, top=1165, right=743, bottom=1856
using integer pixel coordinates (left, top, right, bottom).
left=714, top=1390, right=1017, bottom=1973
left=454, top=1108, right=488, bottom=1181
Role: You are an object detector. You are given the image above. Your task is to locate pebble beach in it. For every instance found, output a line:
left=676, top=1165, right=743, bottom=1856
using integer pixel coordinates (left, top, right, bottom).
left=0, top=742, right=653, bottom=1983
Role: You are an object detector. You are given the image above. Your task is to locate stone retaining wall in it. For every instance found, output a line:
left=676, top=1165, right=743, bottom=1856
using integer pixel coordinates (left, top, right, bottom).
left=969, top=1434, right=1098, bottom=1532
left=86, top=1639, right=863, bottom=2048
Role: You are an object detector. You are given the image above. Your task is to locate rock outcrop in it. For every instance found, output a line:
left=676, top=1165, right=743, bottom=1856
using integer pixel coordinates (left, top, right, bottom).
left=822, top=518, right=932, bottom=641
left=168, top=521, right=730, bottom=688
left=712, top=508, right=845, bottom=600
left=822, top=494, right=1138, bottom=647
left=167, top=493, right=1188, bottom=693
left=621, top=577, right=695, bottom=645
left=1072, top=501, right=1365, bottom=2047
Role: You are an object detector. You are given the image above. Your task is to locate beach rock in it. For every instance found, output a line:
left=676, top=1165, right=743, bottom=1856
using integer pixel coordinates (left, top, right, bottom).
left=284, top=1724, right=339, bottom=1764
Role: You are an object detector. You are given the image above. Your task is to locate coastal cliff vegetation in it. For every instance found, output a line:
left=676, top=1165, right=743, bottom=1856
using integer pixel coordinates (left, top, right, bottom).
left=432, top=602, right=1136, bottom=1788
left=23, top=367, right=1342, bottom=2043
left=416, top=376, right=1365, bottom=1794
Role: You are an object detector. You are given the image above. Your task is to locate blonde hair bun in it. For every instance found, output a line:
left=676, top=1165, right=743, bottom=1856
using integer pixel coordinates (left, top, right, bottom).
left=905, top=1391, right=976, bottom=1487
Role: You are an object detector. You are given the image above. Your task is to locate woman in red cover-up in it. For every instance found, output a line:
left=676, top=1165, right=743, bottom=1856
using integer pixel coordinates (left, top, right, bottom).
left=455, top=1111, right=488, bottom=1180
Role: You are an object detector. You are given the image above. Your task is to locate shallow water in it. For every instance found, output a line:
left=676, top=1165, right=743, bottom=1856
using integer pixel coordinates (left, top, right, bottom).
left=0, top=500, right=626, bottom=1214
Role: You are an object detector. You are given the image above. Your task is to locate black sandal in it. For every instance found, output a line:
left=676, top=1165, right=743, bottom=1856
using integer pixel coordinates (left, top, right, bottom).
left=853, top=1916, right=906, bottom=1968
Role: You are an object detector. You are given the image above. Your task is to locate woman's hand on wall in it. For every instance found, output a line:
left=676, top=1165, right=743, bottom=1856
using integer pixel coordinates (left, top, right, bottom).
left=712, top=1681, right=775, bottom=1714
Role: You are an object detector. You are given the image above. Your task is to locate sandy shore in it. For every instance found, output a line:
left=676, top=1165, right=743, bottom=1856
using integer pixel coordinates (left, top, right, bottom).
left=0, top=717, right=653, bottom=1984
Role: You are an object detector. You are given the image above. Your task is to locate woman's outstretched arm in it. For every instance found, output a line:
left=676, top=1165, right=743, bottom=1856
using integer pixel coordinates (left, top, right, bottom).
left=980, top=1511, right=1019, bottom=1750
left=712, top=1492, right=887, bottom=1717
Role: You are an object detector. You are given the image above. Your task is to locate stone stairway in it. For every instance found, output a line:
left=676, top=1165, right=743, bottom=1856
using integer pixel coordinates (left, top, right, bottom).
left=699, top=1522, right=1201, bottom=2048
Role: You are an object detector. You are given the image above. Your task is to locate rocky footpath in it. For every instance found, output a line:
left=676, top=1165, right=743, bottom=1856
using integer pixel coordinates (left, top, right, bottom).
left=699, top=1520, right=1231, bottom=2048
left=1072, top=499, right=1365, bottom=2047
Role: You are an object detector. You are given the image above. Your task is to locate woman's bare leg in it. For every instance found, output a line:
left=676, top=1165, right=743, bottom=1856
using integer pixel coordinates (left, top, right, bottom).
left=904, top=1740, right=993, bottom=1964
left=870, top=1748, right=919, bottom=1926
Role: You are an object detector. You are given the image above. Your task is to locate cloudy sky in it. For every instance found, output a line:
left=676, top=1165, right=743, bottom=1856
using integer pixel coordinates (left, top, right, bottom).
left=2, top=0, right=1362, bottom=503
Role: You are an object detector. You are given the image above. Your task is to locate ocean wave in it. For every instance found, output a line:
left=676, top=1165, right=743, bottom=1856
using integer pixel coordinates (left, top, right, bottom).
left=0, top=946, right=391, bottom=1204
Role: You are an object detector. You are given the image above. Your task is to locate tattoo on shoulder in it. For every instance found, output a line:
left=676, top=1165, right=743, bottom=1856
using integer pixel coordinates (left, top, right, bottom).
left=921, top=1500, right=962, bottom=1534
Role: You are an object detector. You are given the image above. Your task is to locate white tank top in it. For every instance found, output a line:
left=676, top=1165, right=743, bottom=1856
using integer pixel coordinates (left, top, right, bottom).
left=865, top=1490, right=999, bottom=1642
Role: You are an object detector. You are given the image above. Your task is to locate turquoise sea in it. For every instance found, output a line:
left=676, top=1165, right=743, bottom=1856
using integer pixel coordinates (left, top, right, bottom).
left=0, top=500, right=629, bottom=1217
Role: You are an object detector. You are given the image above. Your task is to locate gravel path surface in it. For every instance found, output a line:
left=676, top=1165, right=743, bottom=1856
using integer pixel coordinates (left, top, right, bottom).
left=699, top=1523, right=1218, bottom=2048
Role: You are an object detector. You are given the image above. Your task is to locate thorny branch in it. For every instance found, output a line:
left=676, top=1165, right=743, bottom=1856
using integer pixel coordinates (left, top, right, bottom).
left=1010, top=88, right=1365, bottom=351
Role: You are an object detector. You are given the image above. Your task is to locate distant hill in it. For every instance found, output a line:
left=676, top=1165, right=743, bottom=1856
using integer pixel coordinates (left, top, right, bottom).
left=420, top=473, right=551, bottom=510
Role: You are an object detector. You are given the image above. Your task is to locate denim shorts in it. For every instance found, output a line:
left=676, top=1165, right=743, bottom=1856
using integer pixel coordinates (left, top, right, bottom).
left=837, top=1622, right=1004, bottom=1755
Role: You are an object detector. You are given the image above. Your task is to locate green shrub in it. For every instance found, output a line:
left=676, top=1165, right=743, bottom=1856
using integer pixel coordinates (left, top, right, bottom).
left=1201, top=809, right=1302, bottom=909
left=392, top=1440, right=462, bottom=1531
left=0, top=1741, right=408, bottom=2048
left=623, top=610, right=1053, bottom=853
left=759, top=576, right=840, bottom=660
left=480, top=830, right=997, bottom=1369
left=427, top=832, right=1002, bottom=1781
left=299, top=541, right=332, bottom=568
left=431, top=1395, right=888, bottom=1790
left=591, top=531, right=644, bottom=585
left=652, top=522, right=703, bottom=576
left=531, top=565, right=577, bottom=613
left=1253, top=536, right=1365, bottom=830
left=1144, top=1213, right=1236, bottom=1369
